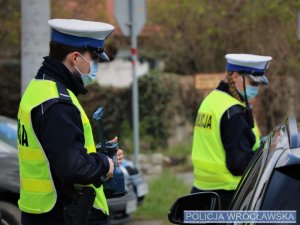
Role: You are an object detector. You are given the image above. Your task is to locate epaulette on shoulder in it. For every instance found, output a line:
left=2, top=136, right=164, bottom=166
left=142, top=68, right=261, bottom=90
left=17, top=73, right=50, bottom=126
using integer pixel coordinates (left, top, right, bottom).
left=226, top=105, right=245, bottom=119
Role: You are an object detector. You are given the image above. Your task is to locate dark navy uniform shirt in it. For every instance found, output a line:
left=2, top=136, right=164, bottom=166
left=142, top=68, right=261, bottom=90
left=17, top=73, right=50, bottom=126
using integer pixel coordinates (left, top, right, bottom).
left=21, top=57, right=109, bottom=225
left=218, top=81, right=256, bottom=176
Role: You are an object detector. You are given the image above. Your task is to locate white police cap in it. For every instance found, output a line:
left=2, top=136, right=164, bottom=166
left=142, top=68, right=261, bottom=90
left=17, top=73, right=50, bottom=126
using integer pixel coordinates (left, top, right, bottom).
left=225, top=54, right=272, bottom=85
left=48, top=19, right=115, bottom=61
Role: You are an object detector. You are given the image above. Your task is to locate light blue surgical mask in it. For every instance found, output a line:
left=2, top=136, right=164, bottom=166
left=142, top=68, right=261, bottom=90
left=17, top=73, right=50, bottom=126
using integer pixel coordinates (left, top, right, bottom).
left=238, top=85, right=260, bottom=100
left=74, top=54, right=99, bottom=87
left=80, top=60, right=99, bottom=86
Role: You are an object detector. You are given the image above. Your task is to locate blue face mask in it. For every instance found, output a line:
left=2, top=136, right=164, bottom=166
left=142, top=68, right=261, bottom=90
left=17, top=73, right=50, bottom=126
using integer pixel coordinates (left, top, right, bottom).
left=238, top=85, right=260, bottom=100
left=80, top=60, right=99, bottom=87
left=74, top=54, right=99, bottom=87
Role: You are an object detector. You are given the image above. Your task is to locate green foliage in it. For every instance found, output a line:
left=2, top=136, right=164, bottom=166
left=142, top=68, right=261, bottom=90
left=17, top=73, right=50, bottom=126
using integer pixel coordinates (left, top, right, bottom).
left=144, top=0, right=210, bottom=74
left=79, top=72, right=201, bottom=152
left=4, top=0, right=299, bottom=149
left=79, top=83, right=130, bottom=144
left=161, top=143, right=194, bottom=172
left=0, top=0, right=20, bottom=58
left=0, top=61, right=21, bottom=119
left=138, top=72, right=180, bottom=149
left=79, top=76, right=177, bottom=151
left=51, top=0, right=108, bottom=22
left=163, top=143, right=192, bottom=158
left=119, top=120, right=134, bottom=154
left=134, top=170, right=190, bottom=219
left=144, top=0, right=300, bottom=76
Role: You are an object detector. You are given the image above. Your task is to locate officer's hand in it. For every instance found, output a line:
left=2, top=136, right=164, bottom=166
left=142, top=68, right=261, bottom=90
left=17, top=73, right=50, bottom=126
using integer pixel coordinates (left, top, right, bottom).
left=117, top=149, right=124, bottom=165
left=110, top=136, right=118, bottom=143
left=105, top=157, right=114, bottom=180
left=109, top=136, right=124, bottom=165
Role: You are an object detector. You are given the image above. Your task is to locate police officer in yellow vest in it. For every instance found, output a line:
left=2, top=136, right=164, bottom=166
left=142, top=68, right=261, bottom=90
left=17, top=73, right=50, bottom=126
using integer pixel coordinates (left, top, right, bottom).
left=191, top=54, right=272, bottom=209
left=17, top=19, right=124, bottom=225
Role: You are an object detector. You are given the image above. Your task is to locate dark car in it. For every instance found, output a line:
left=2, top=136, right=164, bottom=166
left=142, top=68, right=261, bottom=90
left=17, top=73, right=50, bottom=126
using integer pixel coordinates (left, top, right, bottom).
left=0, top=116, right=20, bottom=225
left=0, top=116, right=148, bottom=225
left=119, top=159, right=148, bottom=206
left=168, top=116, right=300, bottom=224
left=107, top=159, right=148, bottom=225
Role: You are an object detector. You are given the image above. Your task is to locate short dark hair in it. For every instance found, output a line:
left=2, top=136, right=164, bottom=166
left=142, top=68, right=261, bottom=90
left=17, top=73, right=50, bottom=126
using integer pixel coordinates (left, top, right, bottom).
left=49, top=41, right=89, bottom=61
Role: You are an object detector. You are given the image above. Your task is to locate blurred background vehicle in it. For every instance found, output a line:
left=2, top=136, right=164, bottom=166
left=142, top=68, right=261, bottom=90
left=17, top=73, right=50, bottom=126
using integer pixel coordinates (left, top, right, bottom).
left=0, top=115, right=148, bottom=225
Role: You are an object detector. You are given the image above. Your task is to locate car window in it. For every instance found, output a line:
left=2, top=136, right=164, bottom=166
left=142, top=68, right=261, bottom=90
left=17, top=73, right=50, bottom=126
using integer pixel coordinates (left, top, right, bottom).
left=261, top=166, right=300, bottom=220
left=230, top=149, right=263, bottom=210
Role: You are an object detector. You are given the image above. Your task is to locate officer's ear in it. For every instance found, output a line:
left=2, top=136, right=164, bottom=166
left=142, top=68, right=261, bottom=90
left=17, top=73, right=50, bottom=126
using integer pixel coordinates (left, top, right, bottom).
left=63, top=52, right=81, bottom=72
left=68, top=52, right=81, bottom=65
left=68, top=51, right=89, bottom=69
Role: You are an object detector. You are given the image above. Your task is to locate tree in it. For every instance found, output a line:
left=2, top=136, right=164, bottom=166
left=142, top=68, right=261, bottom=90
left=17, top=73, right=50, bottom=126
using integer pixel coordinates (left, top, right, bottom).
left=143, top=0, right=300, bottom=76
left=0, top=0, right=20, bottom=59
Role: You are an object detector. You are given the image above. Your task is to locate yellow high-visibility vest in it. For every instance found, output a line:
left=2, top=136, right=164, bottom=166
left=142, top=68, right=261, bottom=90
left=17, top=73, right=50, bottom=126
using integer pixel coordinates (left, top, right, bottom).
left=17, top=79, right=109, bottom=214
left=192, top=90, right=260, bottom=190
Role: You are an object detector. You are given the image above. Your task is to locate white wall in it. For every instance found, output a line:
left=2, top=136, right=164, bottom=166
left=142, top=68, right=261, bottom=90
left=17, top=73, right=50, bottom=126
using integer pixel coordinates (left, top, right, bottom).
left=96, top=59, right=149, bottom=87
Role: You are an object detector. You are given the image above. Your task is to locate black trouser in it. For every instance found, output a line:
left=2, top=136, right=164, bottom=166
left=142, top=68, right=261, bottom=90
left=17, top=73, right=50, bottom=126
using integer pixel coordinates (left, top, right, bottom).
left=21, top=207, right=64, bottom=225
left=21, top=207, right=108, bottom=225
left=191, top=186, right=235, bottom=210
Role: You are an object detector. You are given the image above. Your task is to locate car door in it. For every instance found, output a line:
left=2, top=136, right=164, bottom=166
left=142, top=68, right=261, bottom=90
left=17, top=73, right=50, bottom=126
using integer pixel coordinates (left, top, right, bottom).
left=230, top=124, right=284, bottom=212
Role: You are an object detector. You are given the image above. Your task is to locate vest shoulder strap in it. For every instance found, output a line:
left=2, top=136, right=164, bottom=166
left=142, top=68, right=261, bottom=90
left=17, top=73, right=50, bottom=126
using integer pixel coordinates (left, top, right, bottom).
left=56, top=81, right=72, bottom=104
left=39, top=74, right=72, bottom=104
left=36, top=76, right=73, bottom=115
